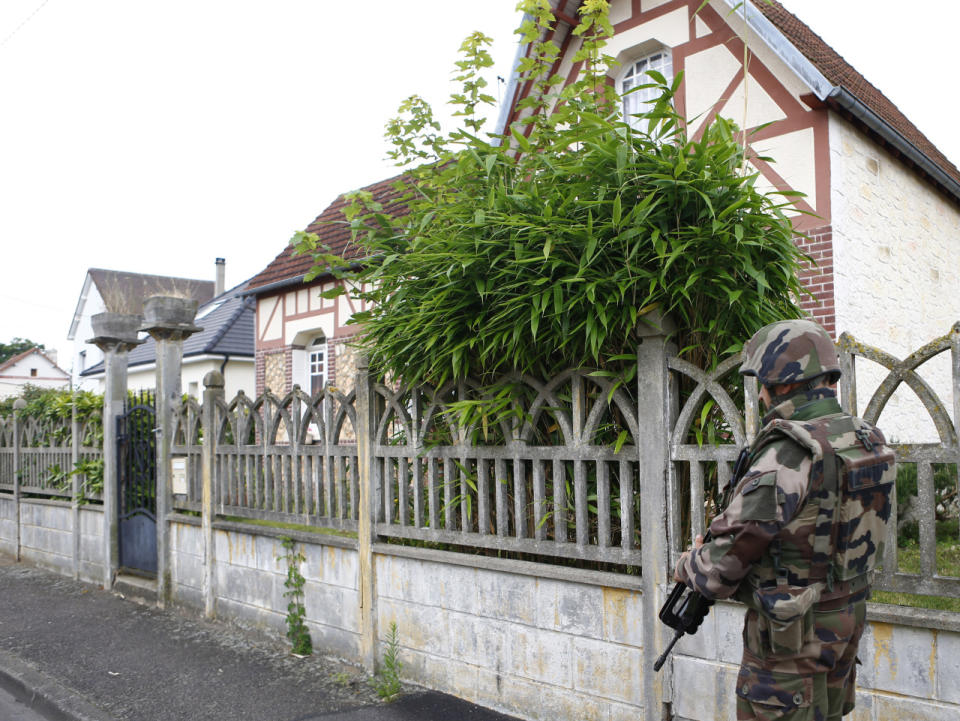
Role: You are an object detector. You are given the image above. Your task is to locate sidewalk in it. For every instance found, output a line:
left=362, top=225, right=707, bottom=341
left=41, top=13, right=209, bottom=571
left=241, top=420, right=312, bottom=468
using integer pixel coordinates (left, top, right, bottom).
left=0, top=554, right=521, bottom=721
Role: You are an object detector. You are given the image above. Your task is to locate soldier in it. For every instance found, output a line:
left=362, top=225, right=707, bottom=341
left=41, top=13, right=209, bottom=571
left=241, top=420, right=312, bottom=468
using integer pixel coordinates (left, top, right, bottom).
left=674, top=319, right=896, bottom=721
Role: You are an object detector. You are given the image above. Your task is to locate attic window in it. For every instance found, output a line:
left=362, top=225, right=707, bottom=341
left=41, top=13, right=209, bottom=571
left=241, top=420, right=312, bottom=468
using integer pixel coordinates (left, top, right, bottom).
left=30, top=368, right=37, bottom=377
left=619, top=49, right=673, bottom=133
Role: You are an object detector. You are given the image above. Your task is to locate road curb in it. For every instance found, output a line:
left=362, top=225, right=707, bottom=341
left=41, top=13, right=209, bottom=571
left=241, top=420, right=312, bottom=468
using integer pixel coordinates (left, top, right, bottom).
left=0, top=648, right=116, bottom=721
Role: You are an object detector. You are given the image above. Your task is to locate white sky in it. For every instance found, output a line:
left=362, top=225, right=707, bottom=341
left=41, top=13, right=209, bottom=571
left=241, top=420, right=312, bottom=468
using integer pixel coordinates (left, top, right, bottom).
left=1, top=1, right=958, bottom=370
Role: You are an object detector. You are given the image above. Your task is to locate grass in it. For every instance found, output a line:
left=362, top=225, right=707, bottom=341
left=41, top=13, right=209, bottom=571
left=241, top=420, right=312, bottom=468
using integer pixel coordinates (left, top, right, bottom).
left=871, top=537, right=960, bottom=613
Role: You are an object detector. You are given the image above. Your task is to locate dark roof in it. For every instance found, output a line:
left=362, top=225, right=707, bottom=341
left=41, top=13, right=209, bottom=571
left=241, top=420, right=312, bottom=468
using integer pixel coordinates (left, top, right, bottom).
left=81, top=281, right=254, bottom=377
left=756, top=0, right=960, bottom=188
left=89, top=268, right=216, bottom=314
left=246, top=174, right=409, bottom=292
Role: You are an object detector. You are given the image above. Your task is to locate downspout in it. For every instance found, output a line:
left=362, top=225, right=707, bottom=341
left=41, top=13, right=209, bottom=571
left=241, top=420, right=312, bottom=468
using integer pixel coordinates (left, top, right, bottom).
left=219, top=354, right=229, bottom=375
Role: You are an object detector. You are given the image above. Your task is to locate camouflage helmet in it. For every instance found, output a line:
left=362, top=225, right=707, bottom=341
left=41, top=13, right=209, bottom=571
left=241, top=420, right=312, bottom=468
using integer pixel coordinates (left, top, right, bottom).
left=739, top=319, right=840, bottom=387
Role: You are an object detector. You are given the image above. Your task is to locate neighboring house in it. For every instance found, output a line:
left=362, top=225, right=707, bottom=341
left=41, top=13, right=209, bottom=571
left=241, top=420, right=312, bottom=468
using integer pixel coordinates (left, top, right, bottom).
left=245, top=176, right=406, bottom=400
left=0, top=348, right=70, bottom=399
left=67, top=263, right=222, bottom=391
left=80, top=280, right=255, bottom=400
left=248, top=0, right=960, bottom=440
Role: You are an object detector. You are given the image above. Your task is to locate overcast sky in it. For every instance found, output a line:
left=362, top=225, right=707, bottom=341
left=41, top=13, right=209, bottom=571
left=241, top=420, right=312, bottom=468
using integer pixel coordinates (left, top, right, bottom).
left=1, top=1, right=957, bottom=369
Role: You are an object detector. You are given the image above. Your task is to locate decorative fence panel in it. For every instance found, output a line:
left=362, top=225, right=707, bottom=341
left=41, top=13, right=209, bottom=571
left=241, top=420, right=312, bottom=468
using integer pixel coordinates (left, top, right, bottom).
left=212, top=387, right=360, bottom=531
left=172, top=398, right=202, bottom=513
left=0, top=411, right=103, bottom=502
left=371, top=371, right=644, bottom=566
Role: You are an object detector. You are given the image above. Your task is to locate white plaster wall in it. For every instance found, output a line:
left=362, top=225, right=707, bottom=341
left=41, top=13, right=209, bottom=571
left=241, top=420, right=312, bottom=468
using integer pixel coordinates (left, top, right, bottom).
left=375, top=553, right=645, bottom=721
left=673, top=600, right=960, bottom=721
left=72, top=286, right=106, bottom=392
left=203, top=528, right=361, bottom=660
left=830, top=114, right=960, bottom=442
left=88, top=358, right=255, bottom=400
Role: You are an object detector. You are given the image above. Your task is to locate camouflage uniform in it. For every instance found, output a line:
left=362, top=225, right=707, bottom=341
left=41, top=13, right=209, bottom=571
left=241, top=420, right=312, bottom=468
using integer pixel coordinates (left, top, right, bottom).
left=675, top=320, right=895, bottom=721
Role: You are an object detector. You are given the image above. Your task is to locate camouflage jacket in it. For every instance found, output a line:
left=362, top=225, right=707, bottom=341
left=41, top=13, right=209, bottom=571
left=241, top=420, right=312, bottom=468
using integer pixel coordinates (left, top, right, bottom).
left=674, top=387, right=894, bottom=602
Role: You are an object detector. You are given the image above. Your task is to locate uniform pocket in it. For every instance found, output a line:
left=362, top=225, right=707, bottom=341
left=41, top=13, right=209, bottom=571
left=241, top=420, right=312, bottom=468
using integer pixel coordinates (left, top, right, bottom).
left=736, top=665, right=814, bottom=720
left=752, top=583, right=822, bottom=655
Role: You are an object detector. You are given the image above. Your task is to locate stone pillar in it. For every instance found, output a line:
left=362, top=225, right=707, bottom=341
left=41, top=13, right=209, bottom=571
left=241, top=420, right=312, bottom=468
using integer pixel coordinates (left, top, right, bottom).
left=12, top=398, right=26, bottom=562
left=88, top=312, right=143, bottom=590
left=635, top=312, right=676, bottom=721
left=201, top=370, right=224, bottom=617
left=140, top=296, right=201, bottom=607
left=355, top=357, right=378, bottom=672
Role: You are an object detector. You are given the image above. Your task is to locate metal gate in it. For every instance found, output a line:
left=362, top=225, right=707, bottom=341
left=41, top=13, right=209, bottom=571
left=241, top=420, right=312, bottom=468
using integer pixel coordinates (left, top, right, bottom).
left=117, top=393, right=157, bottom=575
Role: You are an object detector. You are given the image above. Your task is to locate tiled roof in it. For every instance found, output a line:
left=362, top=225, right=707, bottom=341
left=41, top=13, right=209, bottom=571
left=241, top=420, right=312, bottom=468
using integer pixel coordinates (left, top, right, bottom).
left=88, top=269, right=216, bottom=314
left=80, top=281, right=255, bottom=376
left=756, top=0, right=960, bottom=187
left=0, top=347, right=68, bottom=376
left=247, top=174, right=410, bottom=291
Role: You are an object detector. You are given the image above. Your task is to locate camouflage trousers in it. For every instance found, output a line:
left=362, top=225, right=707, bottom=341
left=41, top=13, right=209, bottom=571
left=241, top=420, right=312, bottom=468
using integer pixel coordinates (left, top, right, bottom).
left=735, top=592, right=867, bottom=721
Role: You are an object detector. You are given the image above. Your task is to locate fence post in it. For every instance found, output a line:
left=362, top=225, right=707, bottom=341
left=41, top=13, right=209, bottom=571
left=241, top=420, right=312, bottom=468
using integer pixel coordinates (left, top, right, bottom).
left=355, top=357, right=377, bottom=672
left=635, top=314, right=676, bottom=721
left=88, top=313, right=143, bottom=590
left=12, top=398, right=25, bottom=562
left=71, top=400, right=80, bottom=579
left=201, top=370, right=224, bottom=618
left=141, top=296, right=201, bottom=608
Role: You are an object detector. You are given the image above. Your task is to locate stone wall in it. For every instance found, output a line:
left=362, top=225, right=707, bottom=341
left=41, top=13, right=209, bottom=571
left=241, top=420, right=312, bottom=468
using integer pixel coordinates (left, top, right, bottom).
left=15, top=499, right=103, bottom=584
left=672, top=600, right=960, bottom=721
left=169, top=520, right=361, bottom=661
left=0, top=494, right=15, bottom=554
left=375, top=548, right=645, bottom=721
left=830, top=114, right=960, bottom=442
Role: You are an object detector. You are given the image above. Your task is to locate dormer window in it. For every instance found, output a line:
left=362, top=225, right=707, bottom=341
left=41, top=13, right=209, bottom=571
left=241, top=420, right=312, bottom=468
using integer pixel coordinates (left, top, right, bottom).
left=619, top=50, right=673, bottom=133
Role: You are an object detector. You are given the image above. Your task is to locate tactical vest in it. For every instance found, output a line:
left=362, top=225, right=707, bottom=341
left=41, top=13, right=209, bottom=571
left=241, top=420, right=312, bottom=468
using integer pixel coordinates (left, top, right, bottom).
left=746, top=412, right=896, bottom=593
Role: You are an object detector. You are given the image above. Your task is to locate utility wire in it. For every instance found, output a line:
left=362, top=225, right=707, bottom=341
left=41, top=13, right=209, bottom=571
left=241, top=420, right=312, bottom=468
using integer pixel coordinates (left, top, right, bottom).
left=1, top=0, right=52, bottom=49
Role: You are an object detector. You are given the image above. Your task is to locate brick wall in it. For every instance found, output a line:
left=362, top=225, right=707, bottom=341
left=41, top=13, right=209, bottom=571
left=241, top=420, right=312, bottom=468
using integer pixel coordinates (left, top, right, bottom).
left=796, top=225, right=836, bottom=337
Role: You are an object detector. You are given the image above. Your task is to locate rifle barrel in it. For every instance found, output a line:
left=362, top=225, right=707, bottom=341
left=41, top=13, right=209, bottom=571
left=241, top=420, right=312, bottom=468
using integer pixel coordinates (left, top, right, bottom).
left=653, top=627, right=684, bottom=672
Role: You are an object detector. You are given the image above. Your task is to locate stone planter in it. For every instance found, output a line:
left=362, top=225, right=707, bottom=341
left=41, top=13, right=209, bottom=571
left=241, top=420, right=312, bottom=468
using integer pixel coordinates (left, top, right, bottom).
left=141, top=295, right=202, bottom=334
left=89, top=312, right=143, bottom=345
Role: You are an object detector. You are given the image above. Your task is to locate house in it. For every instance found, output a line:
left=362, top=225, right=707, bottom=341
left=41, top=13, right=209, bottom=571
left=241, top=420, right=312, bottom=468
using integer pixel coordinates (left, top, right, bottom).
left=0, top=348, right=70, bottom=399
left=67, top=262, right=223, bottom=391
left=79, top=279, right=256, bottom=399
left=247, top=0, right=960, bottom=440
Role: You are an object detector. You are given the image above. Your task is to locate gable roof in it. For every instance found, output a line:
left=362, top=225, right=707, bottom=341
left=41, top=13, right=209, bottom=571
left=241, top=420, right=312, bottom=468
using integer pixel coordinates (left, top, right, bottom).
left=246, top=174, right=409, bottom=294
left=80, top=280, right=255, bottom=377
left=498, top=0, right=960, bottom=202
left=0, top=347, right=69, bottom=378
left=69, top=269, right=216, bottom=340
left=752, top=0, right=960, bottom=195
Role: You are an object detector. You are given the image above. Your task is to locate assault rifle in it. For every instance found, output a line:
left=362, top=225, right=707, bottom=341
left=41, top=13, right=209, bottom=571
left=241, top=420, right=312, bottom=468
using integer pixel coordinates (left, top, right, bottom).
left=653, top=447, right=751, bottom=672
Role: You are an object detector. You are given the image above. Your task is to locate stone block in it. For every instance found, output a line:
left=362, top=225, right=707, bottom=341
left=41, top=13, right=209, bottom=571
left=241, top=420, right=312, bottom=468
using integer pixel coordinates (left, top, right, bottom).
left=672, top=656, right=739, bottom=721
left=429, top=562, right=479, bottom=615
left=442, top=658, right=479, bottom=703
left=217, top=596, right=285, bottom=634
left=601, top=586, right=643, bottom=647
left=477, top=667, right=545, bottom=720
left=254, top=533, right=285, bottom=573
left=307, top=621, right=360, bottom=662
left=859, top=621, right=935, bottom=699
left=401, top=647, right=449, bottom=692
left=78, top=561, right=103, bottom=585
left=873, top=693, right=960, bottom=721
left=476, top=569, right=537, bottom=625
left=539, top=685, right=608, bottom=721
left=79, top=508, right=103, bottom=535
left=305, top=544, right=357, bottom=589
left=217, top=564, right=278, bottom=610
left=378, top=598, right=450, bottom=658
left=536, top=578, right=602, bottom=637
left=847, top=690, right=874, bottom=721
left=936, top=629, right=960, bottom=704
left=173, top=584, right=203, bottom=609
left=507, top=624, right=573, bottom=688
left=79, top=534, right=103, bottom=563
left=173, top=551, right=203, bottom=590
left=376, top=555, right=406, bottom=600
left=303, top=581, right=360, bottom=633
left=171, top=523, right=201, bottom=557
left=572, top=637, right=642, bottom=706
left=714, top=602, right=744, bottom=665
left=448, top=613, right=511, bottom=671
left=608, top=699, right=645, bottom=721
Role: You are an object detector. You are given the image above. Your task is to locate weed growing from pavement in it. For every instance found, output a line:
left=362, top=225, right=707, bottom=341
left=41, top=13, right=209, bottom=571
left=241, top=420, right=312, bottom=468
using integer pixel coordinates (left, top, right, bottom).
left=278, top=537, right=312, bottom=656
left=373, top=622, right=403, bottom=699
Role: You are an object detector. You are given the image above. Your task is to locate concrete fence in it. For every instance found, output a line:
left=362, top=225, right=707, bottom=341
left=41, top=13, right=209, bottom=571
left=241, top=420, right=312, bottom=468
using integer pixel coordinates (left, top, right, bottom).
left=2, top=301, right=960, bottom=721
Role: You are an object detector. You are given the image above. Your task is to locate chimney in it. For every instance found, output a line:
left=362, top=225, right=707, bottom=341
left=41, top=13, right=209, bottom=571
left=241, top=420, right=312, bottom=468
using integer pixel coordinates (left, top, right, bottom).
left=215, top=257, right=226, bottom=296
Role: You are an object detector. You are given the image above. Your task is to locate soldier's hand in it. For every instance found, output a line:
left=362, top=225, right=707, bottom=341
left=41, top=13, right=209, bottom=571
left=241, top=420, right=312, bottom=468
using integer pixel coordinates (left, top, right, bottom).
left=673, top=535, right=705, bottom=582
